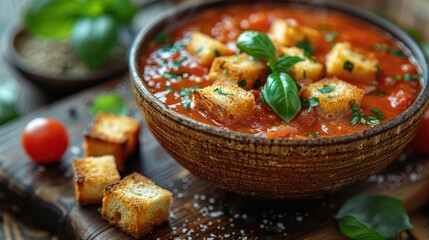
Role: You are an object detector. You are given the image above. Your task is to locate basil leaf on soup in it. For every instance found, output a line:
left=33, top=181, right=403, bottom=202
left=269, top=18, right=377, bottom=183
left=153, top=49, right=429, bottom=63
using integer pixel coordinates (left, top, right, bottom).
left=24, top=0, right=85, bottom=39
left=90, top=93, right=127, bottom=116
left=336, top=193, right=412, bottom=240
left=261, top=73, right=300, bottom=122
left=236, top=31, right=276, bottom=60
left=276, top=56, right=304, bottom=72
left=71, top=15, right=119, bottom=68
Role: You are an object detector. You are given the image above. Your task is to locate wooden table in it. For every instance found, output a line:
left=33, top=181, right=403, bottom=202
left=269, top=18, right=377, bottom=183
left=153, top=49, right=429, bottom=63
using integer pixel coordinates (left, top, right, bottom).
left=1, top=0, right=429, bottom=239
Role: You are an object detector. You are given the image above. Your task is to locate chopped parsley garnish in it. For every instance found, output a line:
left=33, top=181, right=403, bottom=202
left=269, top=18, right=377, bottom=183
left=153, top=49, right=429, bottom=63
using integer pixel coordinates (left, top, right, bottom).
left=252, top=79, right=262, bottom=90
left=375, top=65, right=382, bottom=76
left=325, top=31, right=339, bottom=42
left=404, top=73, right=421, bottom=81
left=181, top=98, right=192, bottom=111
left=307, top=132, right=320, bottom=138
left=296, top=37, right=314, bottom=54
left=301, top=97, right=319, bottom=113
left=318, top=85, right=335, bottom=94
left=159, top=42, right=184, bottom=54
left=162, top=72, right=181, bottom=79
left=343, top=60, right=354, bottom=72
left=350, top=103, right=384, bottom=126
left=154, top=33, right=173, bottom=44
left=327, top=95, right=332, bottom=99
left=179, top=86, right=199, bottom=97
left=165, top=85, right=173, bottom=92
left=195, top=47, right=204, bottom=54
left=214, top=87, right=234, bottom=96
left=215, top=49, right=221, bottom=57
left=238, top=80, right=247, bottom=87
left=372, top=44, right=406, bottom=58
left=223, top=69, right=229, bottom=74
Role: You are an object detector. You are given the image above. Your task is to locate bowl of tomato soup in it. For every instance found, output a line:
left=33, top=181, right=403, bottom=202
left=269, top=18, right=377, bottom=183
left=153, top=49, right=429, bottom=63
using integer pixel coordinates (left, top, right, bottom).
left=130, top=0, right=429, bottom=199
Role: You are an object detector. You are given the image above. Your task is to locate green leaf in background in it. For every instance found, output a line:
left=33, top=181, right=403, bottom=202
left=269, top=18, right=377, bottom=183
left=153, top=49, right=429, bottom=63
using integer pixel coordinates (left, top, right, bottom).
left=71, top=15, right=119, bottom=69
left=0, top=80, right=20, bottom=125
left=106, top=0, right=138, bottom=23
left=236, top=31, right=277, bottom=60
left=261, top=72, right=300, bottom=122
left=24, top=0, right=85, bottom=39
left=336, top=193, right=412, bottom=240
left=90, top=93, right=127, bottom=116
left=276, top=56, right=304, bottom=72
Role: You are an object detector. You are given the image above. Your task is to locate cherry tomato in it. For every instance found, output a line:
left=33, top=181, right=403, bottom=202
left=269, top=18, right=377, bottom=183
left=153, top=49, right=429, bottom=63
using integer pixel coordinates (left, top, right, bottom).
left=409, top=109, right=429, bottom=154
left=22, top=118, right=69, bottom=164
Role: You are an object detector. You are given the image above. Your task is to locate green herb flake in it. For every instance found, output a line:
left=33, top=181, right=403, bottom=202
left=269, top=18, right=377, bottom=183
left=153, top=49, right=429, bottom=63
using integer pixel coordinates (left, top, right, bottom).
left=179, top=86, right=199, bottom=97
left=327, top=95, right=332, bottom=99
left=317, top=85, right=335, bottom=94
left=307, top=132, right=320, bottom=138
left=388, top=48, right=406, bottom=58
left=296, top=37, right=314, bottom=54
left=154, top=33, right=173, bottom=44
left=372, top=44, right=407, bottom=58
left=215, top=49, right=220, bottom=57
left=306, top=97, right=319, bottom=113
left=214, top=87, right=234, bottom=96
left=343, top=60, right=354, bottom=72
left=375, top=65, right=382, bottom=76
left=165, top=86, right=173, bottom=92
left=392, top=75, right=402, bottom=80
left=350, top=116, right=359, bottom=125
left=252, top=79, right=262, bottom=90
left=195, top=47, right=203, bottom=54
left=404, top=73, right=421, bottom=81
left=351, top=103, right=360, bottom=112
left=325, top=31, right=339, bottom=42
left=162, top=72, right=180, bottom=79
left=336, top=194, right=412, bottom=240
left=223, top=69, right=229, bottom=75
left=372, top=44, right=389, bottom=51
left=181, top=98, right=192, bottom=111
left=238, top=80, right=247, bottom=88
left=370, top=108, right=385, bottom=120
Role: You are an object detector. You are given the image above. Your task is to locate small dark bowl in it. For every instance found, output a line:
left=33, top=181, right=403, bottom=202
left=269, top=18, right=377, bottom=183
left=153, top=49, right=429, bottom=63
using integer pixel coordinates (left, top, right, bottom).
left=3, top=25, right=127, bottom=97
left=130, top=0, right=429, bottom=199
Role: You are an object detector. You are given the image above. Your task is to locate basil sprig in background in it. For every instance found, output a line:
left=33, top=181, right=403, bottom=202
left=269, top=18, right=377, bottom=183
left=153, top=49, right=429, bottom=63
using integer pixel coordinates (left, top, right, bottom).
left=336, top=193, right=412, bottom=240
left=236, top=31, right=303, bottom=121
left=24, top=0, right=137, bottom=69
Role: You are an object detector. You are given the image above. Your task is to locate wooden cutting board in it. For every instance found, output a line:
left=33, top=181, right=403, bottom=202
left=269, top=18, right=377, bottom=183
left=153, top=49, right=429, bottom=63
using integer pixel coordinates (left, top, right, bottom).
left=1, top=78, right=429, bottom=239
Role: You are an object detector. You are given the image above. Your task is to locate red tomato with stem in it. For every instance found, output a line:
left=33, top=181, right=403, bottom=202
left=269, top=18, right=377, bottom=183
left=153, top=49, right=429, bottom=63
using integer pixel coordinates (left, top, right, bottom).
left=410, top=109, right=429, bottom=154
left=22, top=118, right=69, bottom=164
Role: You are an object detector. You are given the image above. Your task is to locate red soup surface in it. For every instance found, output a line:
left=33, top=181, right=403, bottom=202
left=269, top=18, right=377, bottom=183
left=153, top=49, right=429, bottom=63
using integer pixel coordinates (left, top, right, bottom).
left=140, top=4, right=422, bottom=138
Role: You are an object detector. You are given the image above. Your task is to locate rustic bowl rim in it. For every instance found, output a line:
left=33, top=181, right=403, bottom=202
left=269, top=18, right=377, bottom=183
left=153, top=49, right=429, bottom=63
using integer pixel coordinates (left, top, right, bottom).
left=130, top=0, right=429, bottom=146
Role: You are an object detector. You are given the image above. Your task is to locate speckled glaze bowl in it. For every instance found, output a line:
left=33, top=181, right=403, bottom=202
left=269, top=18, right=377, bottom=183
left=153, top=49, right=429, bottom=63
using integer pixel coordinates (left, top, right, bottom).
left=130, top=0, right=429, bottom=199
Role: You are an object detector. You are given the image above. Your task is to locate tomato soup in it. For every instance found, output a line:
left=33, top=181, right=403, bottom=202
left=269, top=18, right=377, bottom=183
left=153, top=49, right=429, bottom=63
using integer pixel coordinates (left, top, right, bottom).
left=140, top=4, right=422, bottom=138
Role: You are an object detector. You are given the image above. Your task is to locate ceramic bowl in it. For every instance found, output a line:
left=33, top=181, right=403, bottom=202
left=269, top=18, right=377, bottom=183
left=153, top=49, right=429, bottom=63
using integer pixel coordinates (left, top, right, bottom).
left=130, top=0, right=429, bottom=199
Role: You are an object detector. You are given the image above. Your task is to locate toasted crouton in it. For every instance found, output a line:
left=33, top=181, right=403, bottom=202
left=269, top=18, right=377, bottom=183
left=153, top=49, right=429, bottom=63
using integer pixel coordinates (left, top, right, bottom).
left=193, top=83, right=255, bottom=125
left=301, top=78, right=364, bottom=118
left=280, top=47, right=324, bottom=81
left=269, top=19, right=319, bottom=47
left=209, top=53, right=267, bottom=90
left=83, top=113, right=141, bottom=171
left=325, top=42, right=379, bottom=84
left=101, top=172, right=172, bottom=239
left=72, top=155, right=120, bottom=205
left=185, top=31, right=235, bottom=66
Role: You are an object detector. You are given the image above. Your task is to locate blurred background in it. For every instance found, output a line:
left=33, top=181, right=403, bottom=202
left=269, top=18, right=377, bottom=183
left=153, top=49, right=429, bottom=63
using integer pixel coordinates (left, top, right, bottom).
left=0, top=0, right=428, bottom=239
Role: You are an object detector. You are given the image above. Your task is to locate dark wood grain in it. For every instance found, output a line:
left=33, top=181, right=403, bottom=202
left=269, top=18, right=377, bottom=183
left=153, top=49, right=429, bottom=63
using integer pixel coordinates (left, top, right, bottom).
left=1, top=77, right=429, bottom=239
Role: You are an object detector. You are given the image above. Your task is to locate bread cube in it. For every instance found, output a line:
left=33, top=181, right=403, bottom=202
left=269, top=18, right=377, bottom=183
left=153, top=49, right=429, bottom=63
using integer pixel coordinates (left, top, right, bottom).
left=83, top=113, right=141, bottom=171
left=269, top=19, right=319, bottom=47
left=325, top=42, right=378, bottom=84
left=280, top=47, right=324, bottom=81
left=185, top=31, right=235, bottom=66
left=72, top=155, right=120, bottom=205
left=101, top=172, right=172, bottom=239
left=192, top=82, right=255, bottom=125
left=209, top=53, right=267, bottom=90
left=301, top=78, right=364, bottom=118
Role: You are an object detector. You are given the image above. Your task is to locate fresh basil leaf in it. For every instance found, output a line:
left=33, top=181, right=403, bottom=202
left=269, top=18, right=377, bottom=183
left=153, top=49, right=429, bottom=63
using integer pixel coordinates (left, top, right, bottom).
left=90, top=93, right=127, bottom=116
left=71, top=15, right=119, bottom=68
left=106, top=0, right=137, bottom=23
left=24, top=0, right=84, bottom=39
left=276, top=56, right=304, bottom=72
left=236, top=31, right=276, bottom=60
left=336, top=194, right=412, bottom=240
left=262, top=73, right=300, bottom=122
